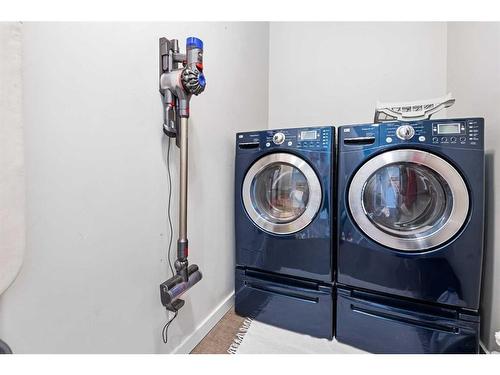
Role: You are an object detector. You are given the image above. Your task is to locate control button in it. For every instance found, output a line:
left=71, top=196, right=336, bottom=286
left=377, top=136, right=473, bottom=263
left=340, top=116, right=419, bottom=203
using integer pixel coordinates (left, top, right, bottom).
left=450, top=137, right=457, bottom=142
left=396, top=125, right=415, bottom=140
left=272, top=132, right=285, bottom=145
left=287, top=141, right=292, bottom=146
left=418, top=136, right=426, bottom=142
left=386, top=137, right=393, bottom=143
left=441, top=137, right=448, bottom=142
left=460, top=137, right=466, bottom=142
left=265, top=142, right=270, bottom=147
left=432, top=137, right=439, bottom=143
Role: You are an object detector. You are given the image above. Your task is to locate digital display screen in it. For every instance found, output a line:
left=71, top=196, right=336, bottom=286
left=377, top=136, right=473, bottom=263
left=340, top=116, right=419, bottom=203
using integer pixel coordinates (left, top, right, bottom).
left=301, top=130, right=318, bottom=140
left=438, top=123, right=461, bottom=134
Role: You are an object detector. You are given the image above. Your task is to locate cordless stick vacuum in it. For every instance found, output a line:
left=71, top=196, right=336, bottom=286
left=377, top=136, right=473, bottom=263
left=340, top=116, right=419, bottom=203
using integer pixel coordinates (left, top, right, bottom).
left=158, top=37, right=206, bottom=312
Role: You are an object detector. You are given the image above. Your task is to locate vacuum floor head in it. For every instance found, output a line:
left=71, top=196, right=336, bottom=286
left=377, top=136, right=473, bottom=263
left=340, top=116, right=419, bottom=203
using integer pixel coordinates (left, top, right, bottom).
left=160, top=264, right=202, bottom=311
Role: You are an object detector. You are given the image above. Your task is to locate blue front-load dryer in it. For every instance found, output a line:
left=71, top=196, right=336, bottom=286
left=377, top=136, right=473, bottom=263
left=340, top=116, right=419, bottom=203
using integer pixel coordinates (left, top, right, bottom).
left=234, top=126, right=334, bottom=339
left=336, top=118, right=485, bottom=353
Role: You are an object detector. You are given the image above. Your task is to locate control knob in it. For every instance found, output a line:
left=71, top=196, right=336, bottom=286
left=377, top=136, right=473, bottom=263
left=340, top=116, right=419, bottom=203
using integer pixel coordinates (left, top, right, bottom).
left=396, top=125, right=415, bottom=140
left=273, top=132, right=286, bottom=145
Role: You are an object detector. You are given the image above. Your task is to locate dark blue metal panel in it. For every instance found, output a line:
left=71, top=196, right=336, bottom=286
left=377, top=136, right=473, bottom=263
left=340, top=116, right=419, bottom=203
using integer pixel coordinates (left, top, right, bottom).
left=235, top=126, right=334, bottom=282
left=337, top=118, right=485, bottom=310
left=235, top=268, right=333, bottom=339
left=336, top=287, right=479, bottom=354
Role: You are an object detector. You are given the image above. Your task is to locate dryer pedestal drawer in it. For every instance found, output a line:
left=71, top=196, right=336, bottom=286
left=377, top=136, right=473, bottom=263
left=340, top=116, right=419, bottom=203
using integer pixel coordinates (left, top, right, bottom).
left=235, top=268, right=333, bottom=339
left=336, top=287, right=479, bottom=354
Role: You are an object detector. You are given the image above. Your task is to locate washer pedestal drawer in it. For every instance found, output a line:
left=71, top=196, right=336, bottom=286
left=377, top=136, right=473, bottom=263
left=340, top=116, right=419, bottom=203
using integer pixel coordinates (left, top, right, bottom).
left=235, top=268, right=333, bottom=339
left=336, top=287, right=480, bottom=354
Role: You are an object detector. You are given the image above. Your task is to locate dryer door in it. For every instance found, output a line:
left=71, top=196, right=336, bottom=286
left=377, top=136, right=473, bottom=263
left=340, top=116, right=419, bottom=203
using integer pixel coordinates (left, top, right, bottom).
left=348, top=149, right=469, bottom=251
left=242, top=153, right=322, bottom=235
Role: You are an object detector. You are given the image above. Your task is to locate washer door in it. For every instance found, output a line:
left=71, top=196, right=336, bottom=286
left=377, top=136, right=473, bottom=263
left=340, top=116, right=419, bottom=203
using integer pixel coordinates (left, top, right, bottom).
left=348, top=149, right=469, bottom=251
left=242, top=153, right=322, bottom=235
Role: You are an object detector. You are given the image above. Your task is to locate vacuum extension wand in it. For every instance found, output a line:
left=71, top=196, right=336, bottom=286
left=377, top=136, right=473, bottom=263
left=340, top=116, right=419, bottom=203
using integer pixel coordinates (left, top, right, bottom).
left=158, top=37, right=206, bottom=312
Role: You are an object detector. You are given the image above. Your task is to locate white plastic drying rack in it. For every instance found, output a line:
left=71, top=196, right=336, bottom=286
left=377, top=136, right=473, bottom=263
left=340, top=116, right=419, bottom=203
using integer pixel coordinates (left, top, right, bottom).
left=374, top=93, right=455, bottom=122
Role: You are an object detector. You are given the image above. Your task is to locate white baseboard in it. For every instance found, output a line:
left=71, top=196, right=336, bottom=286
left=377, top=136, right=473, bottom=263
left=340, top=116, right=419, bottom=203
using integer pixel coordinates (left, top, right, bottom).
left=480, top=340, right=494, bottom=354
left=480, top=341, right=489, bottom=354
left=172, top=292, right=235, bottom=354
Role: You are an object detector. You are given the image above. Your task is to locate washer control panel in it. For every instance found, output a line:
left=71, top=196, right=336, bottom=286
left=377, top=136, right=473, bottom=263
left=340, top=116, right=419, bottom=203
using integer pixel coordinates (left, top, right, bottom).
left=382, top=122, right=426, bottom=144
left=340, top=118, right=484, bottom=151
left=430, top=121, right=470, bottom=145
left=272, top=132, right=286, bottom=145
left=396, top=125, right=415, bottom=140
left=382, top=119, right=483, bottom=149
left=236, top=126, right=333, bottom=151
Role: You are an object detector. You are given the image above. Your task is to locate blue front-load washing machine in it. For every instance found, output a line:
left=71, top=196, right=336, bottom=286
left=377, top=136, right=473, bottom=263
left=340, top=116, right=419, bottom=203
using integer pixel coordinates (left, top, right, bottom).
left=336, top=118, right=485, bottom=353
left=234, top=126, right=334, bottom=339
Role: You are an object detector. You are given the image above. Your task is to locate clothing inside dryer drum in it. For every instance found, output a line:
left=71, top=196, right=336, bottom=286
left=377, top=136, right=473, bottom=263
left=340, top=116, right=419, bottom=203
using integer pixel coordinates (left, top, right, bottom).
left=251, top=162, right=309, bottom=224
left=362, top=162, right=453, bottom=238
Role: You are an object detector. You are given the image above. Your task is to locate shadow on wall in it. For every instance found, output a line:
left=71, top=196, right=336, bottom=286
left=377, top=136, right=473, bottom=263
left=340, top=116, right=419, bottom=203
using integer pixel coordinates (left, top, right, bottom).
left=481, top=151, right=495, bottom=350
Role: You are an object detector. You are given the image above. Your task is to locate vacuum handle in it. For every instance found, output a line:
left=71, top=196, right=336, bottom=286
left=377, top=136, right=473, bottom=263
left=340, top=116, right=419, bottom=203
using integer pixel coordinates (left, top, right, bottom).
left=178, top=117, right=188, bottom=258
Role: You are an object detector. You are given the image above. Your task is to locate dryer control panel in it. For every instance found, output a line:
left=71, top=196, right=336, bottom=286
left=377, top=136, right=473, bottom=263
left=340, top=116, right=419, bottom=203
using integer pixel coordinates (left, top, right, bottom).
left=340, top=118, right=484, bottom=151
left=236, top=126, right=333, bottom=152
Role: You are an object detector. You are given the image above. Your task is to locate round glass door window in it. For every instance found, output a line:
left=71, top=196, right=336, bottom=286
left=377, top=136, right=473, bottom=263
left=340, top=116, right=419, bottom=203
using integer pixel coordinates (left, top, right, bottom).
left=362, top=163, right=451, bottom=236
left=251, top=163, right=309, bottom=223
left=349, top=149, right=469, bottom=251
left=242, top=153, right=322, bottom=235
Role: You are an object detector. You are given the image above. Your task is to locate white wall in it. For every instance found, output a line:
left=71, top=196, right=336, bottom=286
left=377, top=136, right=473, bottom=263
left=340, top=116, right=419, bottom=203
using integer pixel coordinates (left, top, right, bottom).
left=0, top=23, right=24, bottom=298
left=446, top=22, right=500, bottom=352
left=268, top=22, right=448, bottom=128
left=0, top=22, right=269, bottom=353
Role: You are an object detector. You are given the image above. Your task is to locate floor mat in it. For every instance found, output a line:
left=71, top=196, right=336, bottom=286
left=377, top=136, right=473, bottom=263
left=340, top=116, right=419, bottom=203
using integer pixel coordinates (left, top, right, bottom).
left=228, top=318, right=368, bottom=354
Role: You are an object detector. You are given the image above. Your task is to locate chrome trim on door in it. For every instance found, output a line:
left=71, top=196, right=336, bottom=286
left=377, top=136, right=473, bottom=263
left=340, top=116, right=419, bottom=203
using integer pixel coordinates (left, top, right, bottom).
left=348, top=149, right=469, bottom=251
left=242, top=153, right=322, bottom=235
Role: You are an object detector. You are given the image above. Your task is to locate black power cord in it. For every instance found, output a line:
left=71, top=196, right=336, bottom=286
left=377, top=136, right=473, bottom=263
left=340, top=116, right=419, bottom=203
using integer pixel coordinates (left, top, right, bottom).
left=162, top=308, right=178, bottom=344
left=161, top=136, right=178, bottom=344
